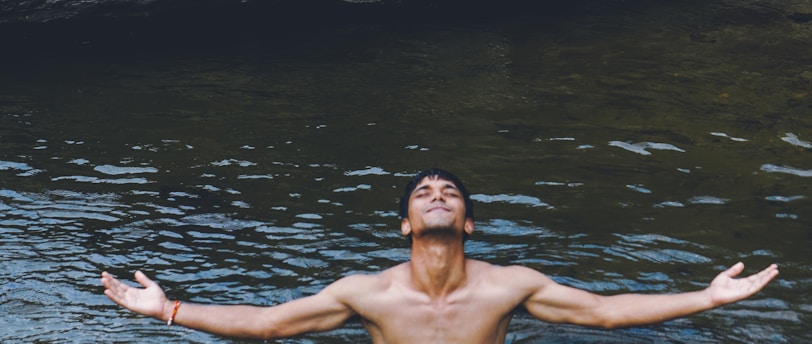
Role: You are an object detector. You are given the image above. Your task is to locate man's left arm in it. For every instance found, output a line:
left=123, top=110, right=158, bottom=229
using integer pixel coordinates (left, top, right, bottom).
left=522, top=262, right=779, bottom=329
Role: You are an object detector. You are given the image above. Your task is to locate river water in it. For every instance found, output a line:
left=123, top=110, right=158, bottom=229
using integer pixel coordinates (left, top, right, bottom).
left=1, top=0, right=809, bottom=343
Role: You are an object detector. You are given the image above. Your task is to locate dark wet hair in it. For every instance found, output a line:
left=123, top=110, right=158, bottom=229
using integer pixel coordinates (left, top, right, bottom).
left=399, top=168, right=474, bottom=220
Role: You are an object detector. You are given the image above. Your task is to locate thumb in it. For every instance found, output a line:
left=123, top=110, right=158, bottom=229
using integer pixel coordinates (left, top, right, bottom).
left=134, top=270, right=158, bottom=288
left=722, top=262, right=745, bottom=278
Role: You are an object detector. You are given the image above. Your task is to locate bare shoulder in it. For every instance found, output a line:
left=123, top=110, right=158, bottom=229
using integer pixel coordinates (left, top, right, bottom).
left=467, top=259, right=545, bottom=276
left=471, top=260, right=556, bottom=291
left=322, top=263, right=407, bottom=298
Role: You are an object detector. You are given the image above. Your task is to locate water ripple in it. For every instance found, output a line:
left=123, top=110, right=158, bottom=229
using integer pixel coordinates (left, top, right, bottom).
left=51, top=175, right=153, bottom=184
left=345, top=166, right=390, bottom=176
left=761, top=164, right=812, bottom=177
left=710, top=132, right=749, bottom=142
left=780, top=133, right=811, bottom=149
left=470, top=193, right=553, bottom=208
left=0, top=160, right=34, bottom=171
left=765, top=195, right=807, bottom=204
left=93, top=164, right=159, bottom=175
left=608, top=141, right=686, bottom=155
left=688, top=195, right=729, bottom=205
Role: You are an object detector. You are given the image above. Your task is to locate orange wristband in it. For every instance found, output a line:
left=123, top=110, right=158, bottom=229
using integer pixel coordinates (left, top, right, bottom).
left=167, top=300, right=181, bottom=326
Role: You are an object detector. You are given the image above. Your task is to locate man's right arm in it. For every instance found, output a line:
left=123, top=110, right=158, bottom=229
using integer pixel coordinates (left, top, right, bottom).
left=101, top=271, right=359, bottom=339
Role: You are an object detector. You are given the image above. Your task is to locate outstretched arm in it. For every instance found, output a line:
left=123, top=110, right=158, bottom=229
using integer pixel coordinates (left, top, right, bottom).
left=523, top=262, right=779, bottom=329
left=101, top=271, right=357, bottom=339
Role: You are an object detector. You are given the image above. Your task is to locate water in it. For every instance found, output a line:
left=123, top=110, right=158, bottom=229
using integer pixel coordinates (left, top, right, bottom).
left=1, top=1, right=810, bottom=342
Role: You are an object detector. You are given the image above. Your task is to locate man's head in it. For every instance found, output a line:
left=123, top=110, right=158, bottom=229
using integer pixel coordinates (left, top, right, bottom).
left=399, top=168, right=474, bottom=241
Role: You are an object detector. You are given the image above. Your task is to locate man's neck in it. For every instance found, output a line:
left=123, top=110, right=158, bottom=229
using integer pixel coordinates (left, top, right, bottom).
left=408, top=233, right=467, bottom=299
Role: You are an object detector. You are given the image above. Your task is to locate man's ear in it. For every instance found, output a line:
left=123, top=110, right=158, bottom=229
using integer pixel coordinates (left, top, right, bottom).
left=401, top=218, right=412, bottom=236
left=464, top=218, right=474, bottom=236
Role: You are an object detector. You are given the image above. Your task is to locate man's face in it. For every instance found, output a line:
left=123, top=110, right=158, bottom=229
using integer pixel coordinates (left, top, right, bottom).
left=401, top=176, right=473, bottom=238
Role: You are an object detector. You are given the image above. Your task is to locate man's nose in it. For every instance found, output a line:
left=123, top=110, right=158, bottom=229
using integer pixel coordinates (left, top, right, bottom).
left=430, top=189, right=445, bottom=202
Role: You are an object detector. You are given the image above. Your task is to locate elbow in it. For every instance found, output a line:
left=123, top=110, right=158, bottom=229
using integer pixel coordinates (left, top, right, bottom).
left=593, top=312, right=665, bottom=330
left=585, top=298, right=626, bottom=330
left=562, top=315, right=620, bottom=330
left=582, top=297, right=619, bottom=329
left=258, top=321, right=287, bottom=340
left=596, top=319, right=622, bottom=330
left=591, top=310, right=646, bottom=330
left=588, top=316, right=631, bottom=330
left=596, top=310, right=637, bottom=330
left=260, top=331, right=281, bottom=341
left=553, top=315, right=620, bottom=330
left=235, top=327, right=281, bottom=341
left=259, top=326, right=288, bottom=340
left=245, top=316, right=285, bottom=340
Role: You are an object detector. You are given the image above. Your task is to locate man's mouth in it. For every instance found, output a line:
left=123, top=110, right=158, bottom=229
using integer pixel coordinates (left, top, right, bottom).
left=425, top=204, right=450, bottom=213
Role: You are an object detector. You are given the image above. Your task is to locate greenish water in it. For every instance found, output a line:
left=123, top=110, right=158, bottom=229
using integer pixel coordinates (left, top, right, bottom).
left=1, top=1, right=809, bottom=342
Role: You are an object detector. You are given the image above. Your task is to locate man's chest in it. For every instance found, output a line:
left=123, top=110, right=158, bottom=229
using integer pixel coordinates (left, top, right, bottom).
left=355, top=290, right=517, bottom=343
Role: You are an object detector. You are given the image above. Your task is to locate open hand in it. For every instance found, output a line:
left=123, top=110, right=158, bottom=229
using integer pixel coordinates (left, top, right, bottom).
left=101, top=271, right=170, bottom=320
left=707, top=262, right=779, bottom=306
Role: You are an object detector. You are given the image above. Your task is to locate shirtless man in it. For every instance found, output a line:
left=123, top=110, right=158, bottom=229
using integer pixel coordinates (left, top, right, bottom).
left=101, top=168, right=779, bottom=343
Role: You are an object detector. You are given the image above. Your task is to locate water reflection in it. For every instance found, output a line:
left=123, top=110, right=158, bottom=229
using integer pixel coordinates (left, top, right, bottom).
left=2, top=0, right=811, bottom=343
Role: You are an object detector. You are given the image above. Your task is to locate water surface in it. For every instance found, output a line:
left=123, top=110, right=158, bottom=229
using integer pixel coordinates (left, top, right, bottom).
left=1, top=1, right=809, bottom=343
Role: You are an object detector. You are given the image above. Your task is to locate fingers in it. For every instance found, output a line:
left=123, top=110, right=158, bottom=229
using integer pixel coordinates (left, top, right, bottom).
left=101, top=270, right=156, bottom=289
left=752, top=264, right=779, bottom=285
left=746, top=264, right=778, bottom=280
left=103, top=288, right=122, bottom=306
left=723, top=262, right=745, bottom=278
left=101, top=271, right=129, bottom=306
left=732, top=263, right=779, bottom=296
left=101, top=271, right=148, bottom=300
left=101, top=271, right=122, bottom=292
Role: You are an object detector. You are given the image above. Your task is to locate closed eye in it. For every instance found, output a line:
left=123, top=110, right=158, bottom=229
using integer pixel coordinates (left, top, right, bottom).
left=444, top=190, right=460, bottom=197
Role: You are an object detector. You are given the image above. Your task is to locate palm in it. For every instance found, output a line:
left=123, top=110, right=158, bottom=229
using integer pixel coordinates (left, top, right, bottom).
left=707, top=262, right=779, bottom=306
left=101, top=271, right=168, bottom=318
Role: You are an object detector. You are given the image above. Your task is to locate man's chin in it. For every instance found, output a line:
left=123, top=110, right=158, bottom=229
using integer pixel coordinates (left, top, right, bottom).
left=415, top=226, right=458, bottom=237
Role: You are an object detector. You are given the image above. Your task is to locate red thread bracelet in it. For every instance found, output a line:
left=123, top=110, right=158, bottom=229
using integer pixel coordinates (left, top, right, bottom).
left=167, top=300, right=181, bottom=326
